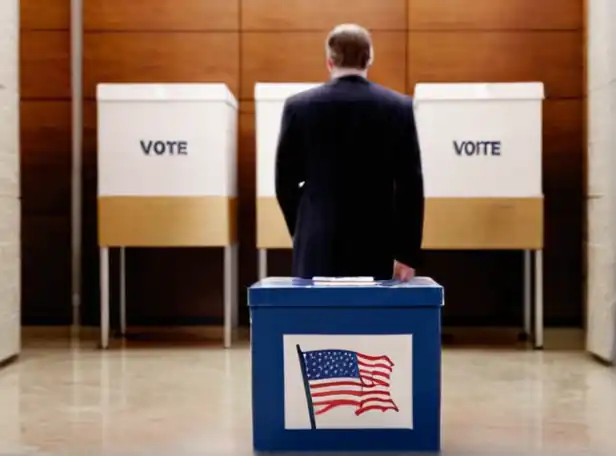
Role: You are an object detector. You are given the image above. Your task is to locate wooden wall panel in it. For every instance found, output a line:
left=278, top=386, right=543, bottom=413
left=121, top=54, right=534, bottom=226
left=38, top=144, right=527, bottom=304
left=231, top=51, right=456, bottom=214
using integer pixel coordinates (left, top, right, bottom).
left=242, top=0, right=406, bottom=30
left=83, top=32, right=240, bottom=99
left=238, top=102, right=256, bottom=232
left=544, top=99, right=584, bottom=187
left=20, top=101, right=71, bottom=166
left=21, top=0, right=72, bottom=324
left=543, top=99, right=584, bottom=322
left=84, top=0, right=240, bottom=31
left=22, top=166, right=71, bottom=215
left=237, top=102, right=258, bottom=318
left=241, top=31, right=406, bottom=98
left=19, top=0, right=585, bottom=328
left=21, top=0, right=69, bottom=30
left=21, top=217, right=72, bottom=323
left=20, top=31, right=71, bottom=99
left=20, top=105, right=72, bottom=322
left=82, top=101, right=97, bottom=168
left=407, top=31, right=583, bottom=99
left=408, top=0, right=583, bottom=30
left=123, top=248, right=226, bottom=323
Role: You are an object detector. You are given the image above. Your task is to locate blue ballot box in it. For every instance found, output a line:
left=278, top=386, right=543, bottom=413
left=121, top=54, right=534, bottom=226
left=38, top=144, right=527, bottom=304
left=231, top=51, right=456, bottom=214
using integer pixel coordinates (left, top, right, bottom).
left=248, top=277, right=444, bottom=452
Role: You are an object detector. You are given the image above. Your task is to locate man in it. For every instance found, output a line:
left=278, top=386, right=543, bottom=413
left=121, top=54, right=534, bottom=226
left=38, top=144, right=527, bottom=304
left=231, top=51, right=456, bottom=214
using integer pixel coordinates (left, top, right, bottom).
left=275, top=24, right=424, bottom=282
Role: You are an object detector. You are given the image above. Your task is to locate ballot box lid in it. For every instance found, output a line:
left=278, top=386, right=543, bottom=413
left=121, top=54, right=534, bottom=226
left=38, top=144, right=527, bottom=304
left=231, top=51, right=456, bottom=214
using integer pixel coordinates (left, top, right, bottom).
left=96, top=83, right=238, bottom=107
left=414, top=82, right=545, bottom=102
left=248, top=277, right=443, bottom=308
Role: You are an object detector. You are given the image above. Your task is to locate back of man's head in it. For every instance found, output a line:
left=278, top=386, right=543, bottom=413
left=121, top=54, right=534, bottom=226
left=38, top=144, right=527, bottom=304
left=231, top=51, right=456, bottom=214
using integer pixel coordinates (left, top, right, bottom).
left=326, top=24, right=373, bottom=71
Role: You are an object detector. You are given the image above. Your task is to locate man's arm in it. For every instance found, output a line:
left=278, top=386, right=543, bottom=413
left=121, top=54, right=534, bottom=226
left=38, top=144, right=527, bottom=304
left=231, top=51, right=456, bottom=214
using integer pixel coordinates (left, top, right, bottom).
left=275, top=100, right=304, bottom=237
left=393, top=100, right=425, bottom=269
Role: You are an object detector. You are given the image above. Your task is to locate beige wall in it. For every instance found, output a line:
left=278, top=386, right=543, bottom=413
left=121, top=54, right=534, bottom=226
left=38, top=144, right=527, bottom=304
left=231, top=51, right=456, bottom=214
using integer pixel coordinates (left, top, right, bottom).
left=586, top=0, right=616, bottom=362
left=0, top=0, right=20, bottom=363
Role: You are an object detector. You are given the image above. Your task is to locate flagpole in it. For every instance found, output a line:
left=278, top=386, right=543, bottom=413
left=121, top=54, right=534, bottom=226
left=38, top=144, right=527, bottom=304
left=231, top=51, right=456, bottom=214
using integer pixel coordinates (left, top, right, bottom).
left=296, top=344, right=316, bottom=430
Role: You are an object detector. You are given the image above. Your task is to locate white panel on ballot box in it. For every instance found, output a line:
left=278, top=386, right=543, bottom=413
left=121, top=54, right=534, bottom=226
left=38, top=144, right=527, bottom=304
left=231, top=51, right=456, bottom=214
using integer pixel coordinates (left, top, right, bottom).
left=255, top=83, right=321, bottom=198
left=414, top=82, right=544, bottom=198
left=97, top=83, right=238, bottom=197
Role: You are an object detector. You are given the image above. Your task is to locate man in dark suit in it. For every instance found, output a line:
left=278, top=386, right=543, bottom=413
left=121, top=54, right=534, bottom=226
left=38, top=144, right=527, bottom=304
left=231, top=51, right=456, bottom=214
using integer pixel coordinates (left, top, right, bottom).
left=275, top=24, right=424, bottom=282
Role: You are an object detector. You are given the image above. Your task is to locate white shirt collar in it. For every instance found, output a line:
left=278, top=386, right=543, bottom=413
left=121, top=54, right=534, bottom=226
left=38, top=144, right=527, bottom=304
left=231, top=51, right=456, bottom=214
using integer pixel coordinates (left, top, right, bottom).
left=330, top=68, right=368, bottom=80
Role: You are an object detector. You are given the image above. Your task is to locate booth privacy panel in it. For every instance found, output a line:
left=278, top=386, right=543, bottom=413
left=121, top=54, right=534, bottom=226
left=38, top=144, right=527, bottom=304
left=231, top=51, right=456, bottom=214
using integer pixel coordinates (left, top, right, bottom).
left=97, top=83, right=238, bottom=247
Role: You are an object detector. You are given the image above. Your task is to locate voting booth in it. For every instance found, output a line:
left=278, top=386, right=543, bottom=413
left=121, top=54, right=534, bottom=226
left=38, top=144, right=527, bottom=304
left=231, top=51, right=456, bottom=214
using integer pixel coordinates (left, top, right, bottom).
left=254, top=81, right=545, bottom=349
left=97, top=83, right=239, bottom=349
left=249, top=277, right=444, bottom=452
left=414, top=82, right=545, bottom=348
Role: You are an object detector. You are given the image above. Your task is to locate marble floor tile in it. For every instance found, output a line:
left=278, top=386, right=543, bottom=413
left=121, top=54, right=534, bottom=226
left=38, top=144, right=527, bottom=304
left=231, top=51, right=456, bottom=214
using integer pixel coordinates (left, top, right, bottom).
left=0, top=330, right=614, bottom=455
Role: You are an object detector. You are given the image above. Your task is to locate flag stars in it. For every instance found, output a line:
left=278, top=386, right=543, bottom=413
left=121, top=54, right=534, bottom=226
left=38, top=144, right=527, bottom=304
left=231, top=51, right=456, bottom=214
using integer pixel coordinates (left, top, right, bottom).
left=303, top=349, right=363, bottom=380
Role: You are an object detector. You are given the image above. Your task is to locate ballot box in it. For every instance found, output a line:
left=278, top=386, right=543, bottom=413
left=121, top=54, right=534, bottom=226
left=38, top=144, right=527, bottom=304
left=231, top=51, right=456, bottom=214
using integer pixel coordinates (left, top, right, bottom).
left=249, top=277, right=444, bottom=452
left=97, top=83, right=239, bottom=349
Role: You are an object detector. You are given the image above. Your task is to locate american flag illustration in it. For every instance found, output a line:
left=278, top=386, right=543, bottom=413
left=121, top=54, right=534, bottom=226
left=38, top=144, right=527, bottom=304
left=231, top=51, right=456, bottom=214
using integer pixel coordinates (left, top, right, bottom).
left=297, top=345, right=399, bottom=421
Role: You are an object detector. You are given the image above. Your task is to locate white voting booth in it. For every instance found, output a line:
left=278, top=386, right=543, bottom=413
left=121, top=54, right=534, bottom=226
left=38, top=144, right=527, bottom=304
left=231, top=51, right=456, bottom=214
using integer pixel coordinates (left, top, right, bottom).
left=255, top=81, right=545, bottom=348
left=415, top=82, right=545, bottom=348
left=97, top=83, right=239, bottom=349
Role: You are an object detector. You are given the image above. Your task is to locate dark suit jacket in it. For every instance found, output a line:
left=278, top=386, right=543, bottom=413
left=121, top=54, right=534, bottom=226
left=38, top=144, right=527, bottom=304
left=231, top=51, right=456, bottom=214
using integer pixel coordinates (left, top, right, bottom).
left=275, top=75, right=424, bottom=280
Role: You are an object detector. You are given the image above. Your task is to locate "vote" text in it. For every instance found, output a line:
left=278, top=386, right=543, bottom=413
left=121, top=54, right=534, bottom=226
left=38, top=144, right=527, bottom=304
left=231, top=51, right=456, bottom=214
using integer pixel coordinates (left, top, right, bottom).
left=453, top=140, right=501, bottom=156
left=140, top=140, right=188, bottom=155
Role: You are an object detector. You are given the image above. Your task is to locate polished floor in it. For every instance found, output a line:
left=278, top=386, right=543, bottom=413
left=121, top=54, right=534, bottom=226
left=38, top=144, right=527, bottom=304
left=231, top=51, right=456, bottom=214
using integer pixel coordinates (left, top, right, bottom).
left=0, top=329, right=615, bottom=455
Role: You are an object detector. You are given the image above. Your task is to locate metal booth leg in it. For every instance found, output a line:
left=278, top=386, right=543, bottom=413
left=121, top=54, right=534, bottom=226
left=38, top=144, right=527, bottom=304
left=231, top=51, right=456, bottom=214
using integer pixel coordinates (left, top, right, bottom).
left=522, top=249, right=532, bottom=341
left=231, top=243, right=239, bottom=328
left=258, top=249, right=268, bottom=280
left=224, top=245, right=233, bottom=348
left=100, top=247, right=110, bottom=349
left=534, top=250, right=544, bottom=349
left=119, top=247, right=127, bottom=336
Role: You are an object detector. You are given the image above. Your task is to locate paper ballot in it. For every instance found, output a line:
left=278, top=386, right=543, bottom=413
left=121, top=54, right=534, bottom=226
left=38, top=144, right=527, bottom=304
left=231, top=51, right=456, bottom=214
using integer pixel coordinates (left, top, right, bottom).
left=312, top=277, right=376, bottom=286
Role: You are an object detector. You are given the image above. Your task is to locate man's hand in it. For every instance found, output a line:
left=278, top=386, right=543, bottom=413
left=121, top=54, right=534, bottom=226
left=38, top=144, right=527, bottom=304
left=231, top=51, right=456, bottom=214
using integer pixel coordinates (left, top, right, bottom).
left=393, top=260, right=415, bottom=282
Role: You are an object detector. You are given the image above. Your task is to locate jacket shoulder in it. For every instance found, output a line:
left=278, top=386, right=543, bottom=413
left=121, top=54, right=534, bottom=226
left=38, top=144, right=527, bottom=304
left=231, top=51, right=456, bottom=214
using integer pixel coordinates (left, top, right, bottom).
left=369, top=83, right=414, bottom=107
left=284, top=81, right=413, bottom=110
left=284, top=84, right=327, bottom=108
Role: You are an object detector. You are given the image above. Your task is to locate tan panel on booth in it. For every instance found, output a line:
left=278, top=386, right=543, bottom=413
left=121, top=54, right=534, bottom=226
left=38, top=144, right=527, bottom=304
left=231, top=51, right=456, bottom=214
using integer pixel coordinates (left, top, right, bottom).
left=256, top=197, right=543, bottom=250
left=98, top=196, right=238, bottom=247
